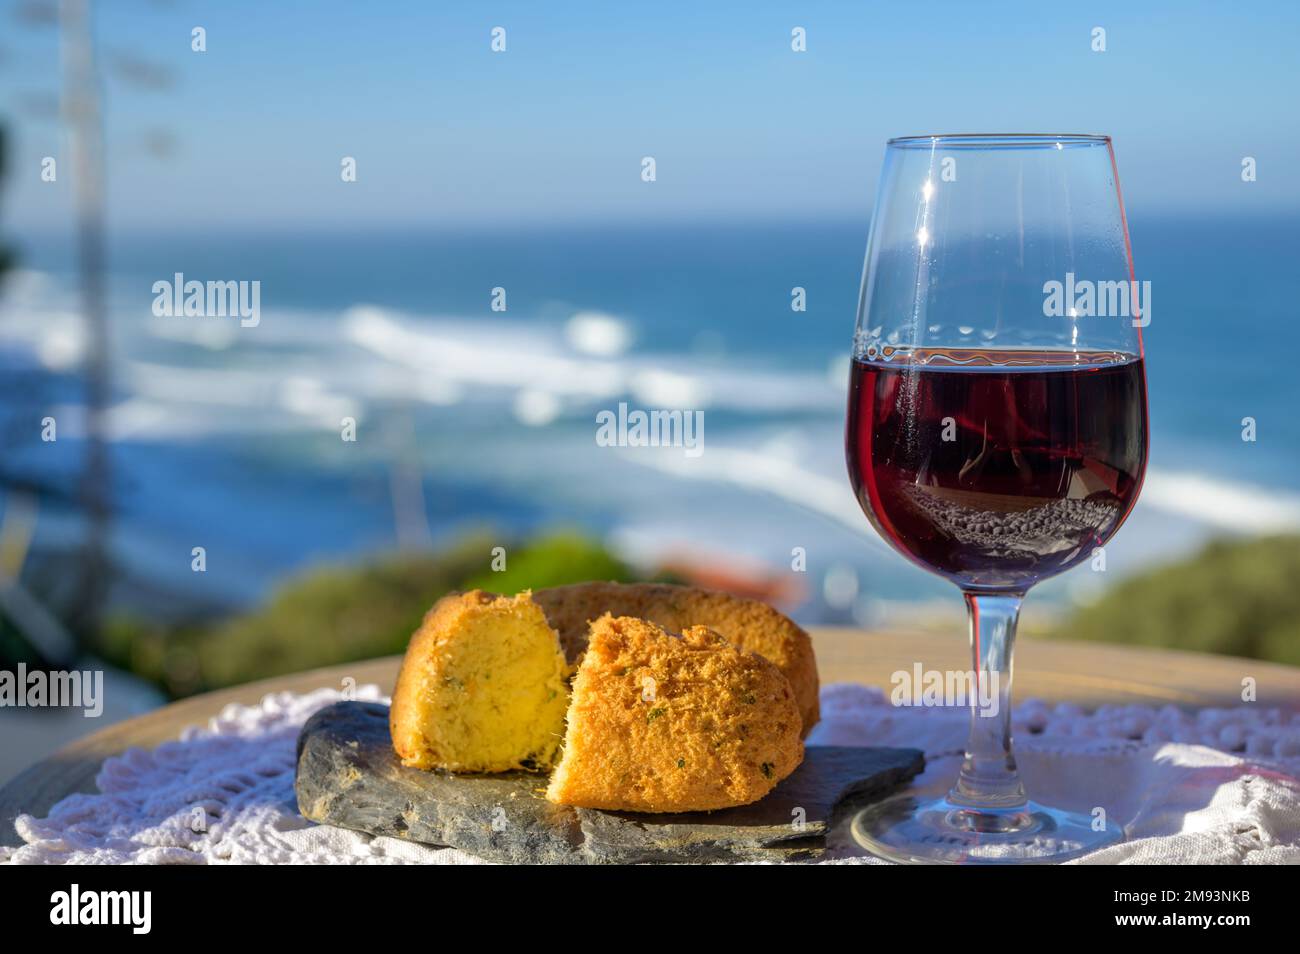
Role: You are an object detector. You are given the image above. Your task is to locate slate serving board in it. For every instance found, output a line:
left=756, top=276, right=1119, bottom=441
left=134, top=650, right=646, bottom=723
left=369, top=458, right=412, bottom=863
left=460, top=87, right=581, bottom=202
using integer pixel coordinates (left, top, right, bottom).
left=295, top=701, right=924, bottom=864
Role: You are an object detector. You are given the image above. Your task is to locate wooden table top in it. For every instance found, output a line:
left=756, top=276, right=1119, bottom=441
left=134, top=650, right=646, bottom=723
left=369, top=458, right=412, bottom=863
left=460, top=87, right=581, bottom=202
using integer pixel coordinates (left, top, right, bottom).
left=3, top=626, right=1299, bottom=848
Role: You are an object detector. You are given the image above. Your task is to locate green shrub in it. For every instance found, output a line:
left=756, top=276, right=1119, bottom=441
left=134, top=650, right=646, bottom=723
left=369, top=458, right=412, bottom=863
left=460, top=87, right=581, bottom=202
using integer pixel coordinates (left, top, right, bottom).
left=1054, top=534, right=1300, bottom=665
left=459, top=530, right=635, bottom=594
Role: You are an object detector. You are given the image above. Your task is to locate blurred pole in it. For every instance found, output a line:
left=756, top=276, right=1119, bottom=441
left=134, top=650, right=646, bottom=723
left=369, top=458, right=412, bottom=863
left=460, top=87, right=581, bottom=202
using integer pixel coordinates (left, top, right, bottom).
left=387, top=408, right=433, bottom=551
left=60, top=0, right=111, bottom=642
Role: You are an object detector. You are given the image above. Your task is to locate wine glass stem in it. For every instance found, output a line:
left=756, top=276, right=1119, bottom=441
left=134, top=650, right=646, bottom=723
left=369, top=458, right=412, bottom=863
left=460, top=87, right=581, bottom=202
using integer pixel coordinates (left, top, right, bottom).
left=948, top=591, right=1029, bottom=811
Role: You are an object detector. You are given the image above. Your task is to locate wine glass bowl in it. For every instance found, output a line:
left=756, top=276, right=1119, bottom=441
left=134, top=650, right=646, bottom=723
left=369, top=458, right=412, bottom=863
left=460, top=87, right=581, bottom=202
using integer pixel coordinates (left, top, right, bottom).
left=847, top=347, right=1147, bottom=592
left=845, top=135, right=1148, bottom=863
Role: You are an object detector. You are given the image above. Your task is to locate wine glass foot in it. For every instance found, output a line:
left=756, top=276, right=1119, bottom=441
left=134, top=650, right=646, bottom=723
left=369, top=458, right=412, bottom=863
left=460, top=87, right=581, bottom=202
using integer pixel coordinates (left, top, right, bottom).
left=851, top=794, right=1123, bottom=864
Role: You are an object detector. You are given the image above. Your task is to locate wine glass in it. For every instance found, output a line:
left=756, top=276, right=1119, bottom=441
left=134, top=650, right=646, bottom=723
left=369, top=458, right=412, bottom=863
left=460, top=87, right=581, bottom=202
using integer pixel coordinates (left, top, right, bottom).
left=845, top=134, right=1148, bottom=863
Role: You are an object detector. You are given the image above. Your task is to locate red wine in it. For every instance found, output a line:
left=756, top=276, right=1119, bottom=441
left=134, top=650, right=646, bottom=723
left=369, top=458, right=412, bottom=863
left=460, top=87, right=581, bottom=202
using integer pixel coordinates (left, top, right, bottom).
left=846, top=348, right=1147, bottom=590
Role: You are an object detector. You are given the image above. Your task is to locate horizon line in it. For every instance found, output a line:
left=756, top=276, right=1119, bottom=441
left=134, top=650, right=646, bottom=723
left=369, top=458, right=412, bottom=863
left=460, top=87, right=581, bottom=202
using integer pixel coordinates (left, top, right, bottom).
left=8, top=205, right=1300, bottom=243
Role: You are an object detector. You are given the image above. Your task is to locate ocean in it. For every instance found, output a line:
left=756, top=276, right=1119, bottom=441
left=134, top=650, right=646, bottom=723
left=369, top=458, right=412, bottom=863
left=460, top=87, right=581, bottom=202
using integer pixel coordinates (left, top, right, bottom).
left=2, top=214, right=1298, bottom=625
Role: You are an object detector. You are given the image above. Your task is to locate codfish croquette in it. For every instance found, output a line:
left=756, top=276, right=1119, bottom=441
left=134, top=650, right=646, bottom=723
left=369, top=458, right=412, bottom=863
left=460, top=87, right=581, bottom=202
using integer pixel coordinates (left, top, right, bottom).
left=389, top=590, right=570, bottom=773
left=545, top=615, right=804, bottom=812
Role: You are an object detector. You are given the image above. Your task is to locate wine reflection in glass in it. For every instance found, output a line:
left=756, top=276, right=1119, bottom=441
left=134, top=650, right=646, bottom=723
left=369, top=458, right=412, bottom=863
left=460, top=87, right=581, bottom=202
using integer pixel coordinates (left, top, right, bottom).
left=845, top=134, right=1148, bottom=863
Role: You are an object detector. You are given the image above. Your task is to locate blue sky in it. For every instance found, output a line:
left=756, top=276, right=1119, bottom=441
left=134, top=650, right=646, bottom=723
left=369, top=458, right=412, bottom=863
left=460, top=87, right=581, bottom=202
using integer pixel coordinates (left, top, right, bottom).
left=1, top=0, right=1298, bottom=232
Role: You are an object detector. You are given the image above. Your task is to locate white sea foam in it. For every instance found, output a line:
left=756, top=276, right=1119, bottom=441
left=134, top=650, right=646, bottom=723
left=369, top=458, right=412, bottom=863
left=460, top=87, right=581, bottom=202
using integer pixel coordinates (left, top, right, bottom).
left=622, top=441, right=886, bottom=544
left=340, top=304, right=838, bottom=413
left=343, top=305, right=625, bottom=399
left=0, top=277, right=841, bottom=422
left=1139, top=470, right=1300, bottom=533
left=0, top=271, right=87, bottom=370
left=565, top=310, right=632, bottom=357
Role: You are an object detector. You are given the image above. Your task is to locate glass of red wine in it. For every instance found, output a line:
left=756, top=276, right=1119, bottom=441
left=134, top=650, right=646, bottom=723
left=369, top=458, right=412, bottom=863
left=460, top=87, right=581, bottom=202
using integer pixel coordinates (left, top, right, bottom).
left=846, top=134, right=1148, bottom=863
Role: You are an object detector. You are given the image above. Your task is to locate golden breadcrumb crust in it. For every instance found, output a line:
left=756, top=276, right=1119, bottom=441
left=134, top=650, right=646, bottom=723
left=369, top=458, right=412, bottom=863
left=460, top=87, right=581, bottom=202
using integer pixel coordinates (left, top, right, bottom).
left=545, top=615, right=804, bottom=813
left=533, top=581, right=819, bottom=735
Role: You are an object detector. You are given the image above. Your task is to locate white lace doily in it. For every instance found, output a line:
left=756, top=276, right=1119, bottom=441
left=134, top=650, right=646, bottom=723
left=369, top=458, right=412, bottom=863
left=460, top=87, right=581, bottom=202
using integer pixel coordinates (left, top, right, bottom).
left=4, top=683, right=1299, bottom=864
